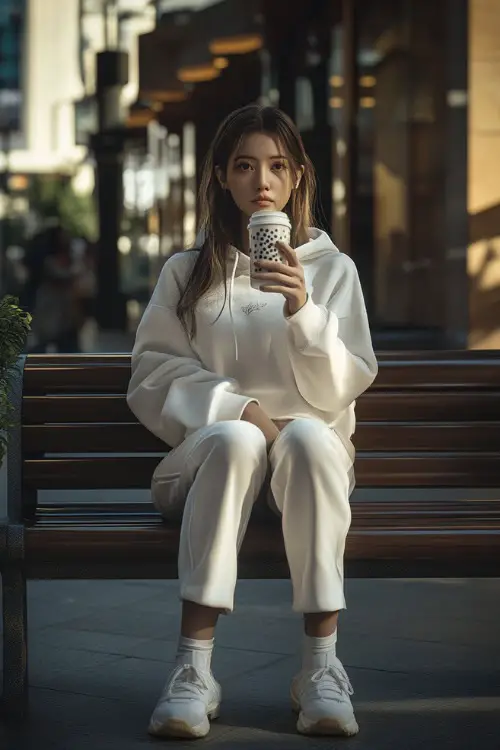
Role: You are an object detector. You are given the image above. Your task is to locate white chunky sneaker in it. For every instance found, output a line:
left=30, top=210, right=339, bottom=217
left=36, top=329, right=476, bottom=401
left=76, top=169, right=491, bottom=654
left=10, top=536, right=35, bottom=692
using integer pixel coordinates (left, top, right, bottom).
left=290, top=657, right=359, bottom=737
left=148, top=664, right=221, bottom=739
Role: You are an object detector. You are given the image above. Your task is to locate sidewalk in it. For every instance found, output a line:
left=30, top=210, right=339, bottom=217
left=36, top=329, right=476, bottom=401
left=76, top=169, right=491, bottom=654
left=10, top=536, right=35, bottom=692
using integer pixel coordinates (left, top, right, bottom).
left=1, top=577, right=499, bottom=749
left=80, top=323, right=135, bottom=354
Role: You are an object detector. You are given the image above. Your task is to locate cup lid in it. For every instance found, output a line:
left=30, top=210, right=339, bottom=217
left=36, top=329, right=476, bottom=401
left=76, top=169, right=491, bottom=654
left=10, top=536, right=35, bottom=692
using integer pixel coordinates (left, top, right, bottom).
left=248, top=210, right=292, bottom=229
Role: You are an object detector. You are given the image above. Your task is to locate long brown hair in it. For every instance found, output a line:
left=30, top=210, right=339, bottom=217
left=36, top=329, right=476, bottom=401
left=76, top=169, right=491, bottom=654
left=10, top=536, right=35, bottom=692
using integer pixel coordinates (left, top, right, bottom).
left=177, top=104, right=317, bottom=339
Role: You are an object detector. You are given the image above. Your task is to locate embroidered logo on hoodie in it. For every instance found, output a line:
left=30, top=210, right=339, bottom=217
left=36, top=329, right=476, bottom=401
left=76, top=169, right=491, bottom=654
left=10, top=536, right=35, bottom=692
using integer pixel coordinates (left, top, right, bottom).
left=241, top=302, right=268, bottom=316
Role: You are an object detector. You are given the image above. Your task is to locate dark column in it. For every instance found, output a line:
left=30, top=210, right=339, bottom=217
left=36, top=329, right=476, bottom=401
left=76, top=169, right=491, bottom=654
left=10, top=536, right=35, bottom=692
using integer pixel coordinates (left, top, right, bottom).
left=91, top=50, right=129, bottom=330
left=92, top=130, right=127, bottom=329
left=303, top=48, right=332, bottom=231
left=443, top=0, right=469, bottom=348
left=342, top=0, right=358, bottom=258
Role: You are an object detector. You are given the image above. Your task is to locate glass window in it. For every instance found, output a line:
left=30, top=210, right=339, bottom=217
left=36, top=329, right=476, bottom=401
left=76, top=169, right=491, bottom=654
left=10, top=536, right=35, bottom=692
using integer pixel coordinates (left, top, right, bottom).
left=353, top=0, right=446, bottom=335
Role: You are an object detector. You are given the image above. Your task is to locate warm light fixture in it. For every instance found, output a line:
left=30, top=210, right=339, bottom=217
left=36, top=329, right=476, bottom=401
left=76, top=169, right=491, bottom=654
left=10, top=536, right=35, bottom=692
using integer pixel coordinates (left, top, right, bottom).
left=177, top=64, right=221, bottom=83
left=209, top=33, right=263, bottom=56
left=329, top=96, right=344, bottom=108
left=359, top=75, right=376, bottom=87
left=213, top=56, right=230, bottom=70
left=329, top=75, right=344, bottom=87
left=360, top=96, right=376, bottom=108
left=127, top=109, right=156, bottom=127
left=8, top=174, right=29, bottom=191
left=141, top=89, right=188, bottom=103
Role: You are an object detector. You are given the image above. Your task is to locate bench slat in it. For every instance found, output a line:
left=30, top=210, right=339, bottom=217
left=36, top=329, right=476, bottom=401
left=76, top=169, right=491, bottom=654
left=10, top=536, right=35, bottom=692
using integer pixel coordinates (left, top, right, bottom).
left=23, top=454, right=500, bottom=489
left=33, top=500, right=500, bottom=526
left=23, top=395, right=133, bottom=423
left=356, top=391, right=500, bottom=421
left=34, top=498, right=500, bottom=516
left=22, top=357, right=500, bottom=394
left=23, top=364, right=131, bottom=394
left=23, top=524, right=500, bottom=580
left=24, top=350, right=500, bottom=366
left=354, top=422, right=500, bottom=452
left=22, top=421, right=500, bottom=454
left=373, top=360, right=500, bottom=389
left=29, top=517, right=500, bottom=530
left=23, top=423, right=166, bottom=453
left=22, top=391, right=500, bottom=425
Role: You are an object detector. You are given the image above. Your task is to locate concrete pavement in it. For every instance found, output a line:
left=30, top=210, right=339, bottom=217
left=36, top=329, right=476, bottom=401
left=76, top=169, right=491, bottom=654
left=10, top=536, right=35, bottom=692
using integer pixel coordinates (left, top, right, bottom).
left=1, top=576, right=499, bottom=749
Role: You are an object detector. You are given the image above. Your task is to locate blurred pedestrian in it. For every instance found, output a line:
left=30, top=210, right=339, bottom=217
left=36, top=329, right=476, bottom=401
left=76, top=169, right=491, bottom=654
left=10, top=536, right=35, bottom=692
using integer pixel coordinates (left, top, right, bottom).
left=29, top=225, right=83, bottom=352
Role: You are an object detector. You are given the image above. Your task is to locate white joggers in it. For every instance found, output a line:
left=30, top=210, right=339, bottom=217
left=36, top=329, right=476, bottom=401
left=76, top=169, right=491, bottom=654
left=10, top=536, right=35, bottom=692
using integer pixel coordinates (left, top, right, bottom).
left=152, top=418, right=354, bottom=613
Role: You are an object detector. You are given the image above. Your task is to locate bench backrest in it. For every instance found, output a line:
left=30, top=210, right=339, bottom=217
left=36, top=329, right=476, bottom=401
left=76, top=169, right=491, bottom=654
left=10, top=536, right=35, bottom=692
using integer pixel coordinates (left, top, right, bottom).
left=8, top=351, right=500, bottom=522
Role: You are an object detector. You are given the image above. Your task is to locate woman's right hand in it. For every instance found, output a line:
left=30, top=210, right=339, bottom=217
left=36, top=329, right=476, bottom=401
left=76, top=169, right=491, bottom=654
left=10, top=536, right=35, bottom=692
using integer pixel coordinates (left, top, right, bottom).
left=241, top=402, right=280, bottom=452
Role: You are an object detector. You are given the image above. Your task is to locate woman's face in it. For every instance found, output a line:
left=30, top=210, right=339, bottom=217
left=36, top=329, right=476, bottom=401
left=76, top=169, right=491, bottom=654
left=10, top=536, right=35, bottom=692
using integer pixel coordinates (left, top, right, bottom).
left=220, top=132, right=299, bottom=218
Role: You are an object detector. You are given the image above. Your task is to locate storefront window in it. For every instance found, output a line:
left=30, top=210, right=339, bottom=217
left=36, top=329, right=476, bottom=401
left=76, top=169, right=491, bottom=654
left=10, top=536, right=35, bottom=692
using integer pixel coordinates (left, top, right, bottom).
left=352, top=0, right=446, bottom=337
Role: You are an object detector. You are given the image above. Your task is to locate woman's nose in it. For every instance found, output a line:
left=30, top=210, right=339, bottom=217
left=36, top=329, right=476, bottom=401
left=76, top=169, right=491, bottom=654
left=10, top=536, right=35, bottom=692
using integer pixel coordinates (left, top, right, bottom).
left=256, top=166, right=271, bottom=190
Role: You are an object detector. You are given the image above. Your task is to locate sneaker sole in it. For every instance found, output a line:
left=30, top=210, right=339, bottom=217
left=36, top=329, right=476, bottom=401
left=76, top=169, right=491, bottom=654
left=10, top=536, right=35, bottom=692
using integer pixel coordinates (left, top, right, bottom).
left=292, top=698, right=359, bottom=737
left=296, top=713, right=359, bottom=737
left=148, top=705, right=220, bottom=739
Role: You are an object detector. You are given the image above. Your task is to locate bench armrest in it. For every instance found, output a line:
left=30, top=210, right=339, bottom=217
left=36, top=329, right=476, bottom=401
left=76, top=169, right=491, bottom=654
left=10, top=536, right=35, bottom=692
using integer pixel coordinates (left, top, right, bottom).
left=6, top=356, right=26, bottom=524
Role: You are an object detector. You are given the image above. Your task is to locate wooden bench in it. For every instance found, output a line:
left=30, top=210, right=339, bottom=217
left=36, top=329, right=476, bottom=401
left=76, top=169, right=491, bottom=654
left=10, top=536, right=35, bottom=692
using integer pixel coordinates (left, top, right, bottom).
left=2, top=350, right=500, bottom=717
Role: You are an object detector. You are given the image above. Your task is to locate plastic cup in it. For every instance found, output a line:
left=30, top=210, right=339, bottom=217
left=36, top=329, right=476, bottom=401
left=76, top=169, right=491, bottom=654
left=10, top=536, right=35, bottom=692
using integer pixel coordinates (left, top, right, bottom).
left=247, top=210, right=292, bottom=290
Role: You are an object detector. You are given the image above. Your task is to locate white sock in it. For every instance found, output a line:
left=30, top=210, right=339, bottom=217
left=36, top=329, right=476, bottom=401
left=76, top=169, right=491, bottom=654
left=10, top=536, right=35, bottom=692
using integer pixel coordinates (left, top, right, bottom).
left=176, top=636, right=214, bottom=673
left=302, top=631, right=337, bottom=671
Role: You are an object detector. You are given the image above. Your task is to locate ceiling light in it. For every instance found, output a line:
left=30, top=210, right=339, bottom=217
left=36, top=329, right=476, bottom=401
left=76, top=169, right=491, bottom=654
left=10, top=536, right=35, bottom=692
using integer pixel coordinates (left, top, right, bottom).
left=209, top=34, right=263, bottom=56
left=177, top=64, right=220, bottom=83
left=329, top=75, right=344, bottom=87
left=141, top=89, right=188, bottom=103
left=359, top=75, right=376, bottom=87
left=213, top=56, right=229, bottom=70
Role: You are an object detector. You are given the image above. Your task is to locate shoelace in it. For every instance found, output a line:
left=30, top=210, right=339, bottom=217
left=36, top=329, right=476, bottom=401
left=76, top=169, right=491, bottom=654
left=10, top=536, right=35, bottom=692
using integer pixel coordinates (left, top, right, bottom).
left=165, top=664, right=210, bottom=703
left=306, top=664, right=354, bottom=702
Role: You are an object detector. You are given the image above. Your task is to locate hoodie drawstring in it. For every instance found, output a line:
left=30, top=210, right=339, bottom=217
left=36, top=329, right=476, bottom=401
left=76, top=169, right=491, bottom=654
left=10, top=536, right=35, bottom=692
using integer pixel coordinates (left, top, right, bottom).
left=228, top=253, right=239, bottom=361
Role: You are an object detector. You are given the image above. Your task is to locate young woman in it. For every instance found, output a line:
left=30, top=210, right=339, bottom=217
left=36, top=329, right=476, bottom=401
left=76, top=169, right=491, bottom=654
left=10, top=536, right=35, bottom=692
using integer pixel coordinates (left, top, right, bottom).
left=127, top=104, right=378, bottom=740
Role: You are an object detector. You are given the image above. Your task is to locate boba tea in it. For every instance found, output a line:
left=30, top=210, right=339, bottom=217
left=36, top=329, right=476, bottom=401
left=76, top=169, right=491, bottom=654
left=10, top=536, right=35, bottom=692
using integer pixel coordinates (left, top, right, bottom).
left=248, top=210, right=292, bottom=290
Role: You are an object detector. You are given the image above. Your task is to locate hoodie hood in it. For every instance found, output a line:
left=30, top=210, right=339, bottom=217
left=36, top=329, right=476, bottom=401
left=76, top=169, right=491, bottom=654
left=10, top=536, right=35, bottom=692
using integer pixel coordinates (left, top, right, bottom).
left=192, top=228, right=339, bottom=360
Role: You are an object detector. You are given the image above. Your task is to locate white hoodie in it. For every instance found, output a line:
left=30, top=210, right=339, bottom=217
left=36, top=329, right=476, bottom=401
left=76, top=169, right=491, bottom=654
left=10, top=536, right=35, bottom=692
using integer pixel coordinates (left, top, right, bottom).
left=127, top=228, right=378, bottom=458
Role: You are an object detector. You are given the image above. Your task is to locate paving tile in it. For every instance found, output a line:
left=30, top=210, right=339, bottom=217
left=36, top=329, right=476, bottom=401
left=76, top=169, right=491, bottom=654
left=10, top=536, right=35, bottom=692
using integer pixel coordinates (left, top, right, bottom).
left=0, top=685, right=225, bottom=750
left=203, top=726, right=329, bottom=749
left=338, top=632, right=500, bottom=674
left=24, top=598, right=99, bottom=631
left=28, top=645, right=124, bottom=691
left=215, top=611, right=303, bottom=655
left=32, top=628, right=152, bottom=660
left=29, top=653, right=169, bottom=704
left=58, top=605, right=182, bottom=641
left=343, top=578, right=500, bottom=638
left=28, top=579, right=161, bottom=607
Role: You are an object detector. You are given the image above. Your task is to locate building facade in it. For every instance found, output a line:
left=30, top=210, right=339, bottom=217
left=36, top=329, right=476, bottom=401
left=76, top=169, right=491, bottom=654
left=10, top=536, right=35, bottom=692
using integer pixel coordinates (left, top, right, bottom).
left=134, top=0, right=500, bottom=349
left=1, top=0, right=499, bottom=349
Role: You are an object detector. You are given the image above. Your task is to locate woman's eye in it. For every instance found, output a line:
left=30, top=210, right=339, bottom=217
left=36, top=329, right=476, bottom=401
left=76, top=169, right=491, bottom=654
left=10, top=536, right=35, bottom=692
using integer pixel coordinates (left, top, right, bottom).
left=236, top=161, right=251, bottom=171
left=272, top=162, right=286, bottom=171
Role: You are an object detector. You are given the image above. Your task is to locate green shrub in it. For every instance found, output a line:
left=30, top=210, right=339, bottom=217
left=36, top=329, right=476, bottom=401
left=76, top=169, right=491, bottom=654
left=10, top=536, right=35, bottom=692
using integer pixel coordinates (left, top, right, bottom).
left=0, top=296, right=31, bottom=467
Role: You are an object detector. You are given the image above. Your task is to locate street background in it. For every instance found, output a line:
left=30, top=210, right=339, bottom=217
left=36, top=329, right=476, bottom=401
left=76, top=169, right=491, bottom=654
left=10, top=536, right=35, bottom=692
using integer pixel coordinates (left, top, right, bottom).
left=1, top=1, right=499, bottom=747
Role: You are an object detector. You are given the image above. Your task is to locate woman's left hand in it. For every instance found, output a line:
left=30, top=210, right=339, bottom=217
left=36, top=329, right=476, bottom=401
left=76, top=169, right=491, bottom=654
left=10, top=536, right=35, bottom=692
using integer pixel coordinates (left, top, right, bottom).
left=273, top=419, right=292, bottom=431
left=254, top=241, right=308, bottom=316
